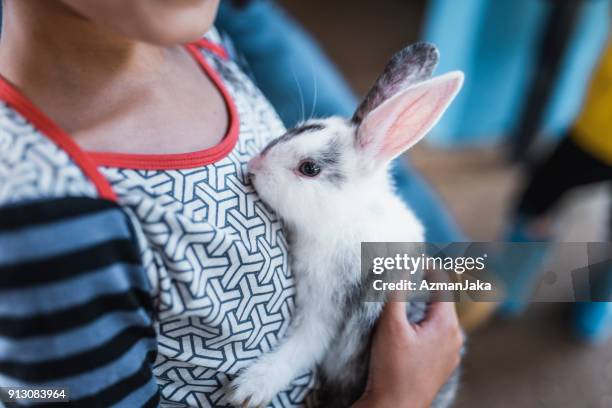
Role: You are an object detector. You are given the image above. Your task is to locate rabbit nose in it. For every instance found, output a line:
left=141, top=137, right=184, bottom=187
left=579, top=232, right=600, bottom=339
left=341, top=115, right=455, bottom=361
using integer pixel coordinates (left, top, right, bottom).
left=248, top=155, right=264, bottom=174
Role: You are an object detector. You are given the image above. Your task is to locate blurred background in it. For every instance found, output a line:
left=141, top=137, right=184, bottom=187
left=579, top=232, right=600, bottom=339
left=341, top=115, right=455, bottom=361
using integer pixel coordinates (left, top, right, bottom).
left=221, top=0, right=612, bottom=407
left=277, top=0, right=610, bottom=240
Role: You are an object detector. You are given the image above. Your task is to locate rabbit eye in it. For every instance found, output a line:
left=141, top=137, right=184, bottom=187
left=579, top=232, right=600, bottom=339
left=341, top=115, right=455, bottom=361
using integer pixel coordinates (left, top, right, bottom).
left=298, top=160, right=321, bottom=177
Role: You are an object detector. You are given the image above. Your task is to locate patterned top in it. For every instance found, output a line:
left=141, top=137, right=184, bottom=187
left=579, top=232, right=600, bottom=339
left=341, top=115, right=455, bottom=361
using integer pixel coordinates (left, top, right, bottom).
left=0, top=29, right=315, bottom=407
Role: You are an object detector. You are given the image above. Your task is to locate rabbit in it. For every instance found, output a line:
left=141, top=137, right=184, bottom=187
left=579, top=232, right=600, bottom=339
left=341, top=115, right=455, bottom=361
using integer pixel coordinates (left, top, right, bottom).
left=227, top=42, right=464, bottom=408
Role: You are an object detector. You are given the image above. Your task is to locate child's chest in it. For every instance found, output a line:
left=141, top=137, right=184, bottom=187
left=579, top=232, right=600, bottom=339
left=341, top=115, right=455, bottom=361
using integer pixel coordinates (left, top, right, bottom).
left=100, top=145, right=295, bottom=329
left=71, top=48, right=230, bottom=155
left=98, top=50, right=294, bottom=341
left=100, top=151, right=306, bottom=405
left=95, top=47, right=317, bottom=406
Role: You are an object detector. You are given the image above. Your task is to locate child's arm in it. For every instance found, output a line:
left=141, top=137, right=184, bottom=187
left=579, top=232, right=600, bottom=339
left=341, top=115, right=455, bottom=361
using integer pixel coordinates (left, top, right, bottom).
left=0, top=197, right=159, bottom=406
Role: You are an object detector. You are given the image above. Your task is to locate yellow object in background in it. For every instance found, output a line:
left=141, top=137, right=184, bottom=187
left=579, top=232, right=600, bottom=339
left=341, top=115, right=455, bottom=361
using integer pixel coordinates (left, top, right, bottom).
left=573, top=38, right=612, bottom=166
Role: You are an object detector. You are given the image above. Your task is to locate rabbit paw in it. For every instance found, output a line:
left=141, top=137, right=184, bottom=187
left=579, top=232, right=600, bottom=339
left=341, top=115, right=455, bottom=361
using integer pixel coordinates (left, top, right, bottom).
left=227, top=360, right=288, bottom=408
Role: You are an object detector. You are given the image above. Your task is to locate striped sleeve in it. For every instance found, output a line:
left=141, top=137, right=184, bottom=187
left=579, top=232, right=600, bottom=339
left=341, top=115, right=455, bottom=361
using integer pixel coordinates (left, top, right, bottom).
left=0, top=197, right=160, bottom=407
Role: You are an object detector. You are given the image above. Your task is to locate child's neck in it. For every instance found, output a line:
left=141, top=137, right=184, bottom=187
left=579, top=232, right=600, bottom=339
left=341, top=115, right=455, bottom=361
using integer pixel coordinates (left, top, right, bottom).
left=0, top=0, right=229, bottom=156
left=0, top=0, right=170, bottom=102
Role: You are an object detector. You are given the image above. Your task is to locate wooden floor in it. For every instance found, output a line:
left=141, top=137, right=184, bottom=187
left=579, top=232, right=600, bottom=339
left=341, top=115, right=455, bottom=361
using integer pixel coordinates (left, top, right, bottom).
left=278, top=1, right=612, bottom=406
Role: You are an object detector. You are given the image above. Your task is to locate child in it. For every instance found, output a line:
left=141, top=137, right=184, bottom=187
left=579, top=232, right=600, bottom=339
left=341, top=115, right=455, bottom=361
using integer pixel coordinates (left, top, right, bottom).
left=0, top=1, right=462, bottom=406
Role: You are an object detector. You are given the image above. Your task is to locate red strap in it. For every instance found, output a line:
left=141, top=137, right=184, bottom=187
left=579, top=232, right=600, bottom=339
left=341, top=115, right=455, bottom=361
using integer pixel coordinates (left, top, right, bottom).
left=0, top=77, right=118, bottom=201
left=194, top=38, right=230, bottom=60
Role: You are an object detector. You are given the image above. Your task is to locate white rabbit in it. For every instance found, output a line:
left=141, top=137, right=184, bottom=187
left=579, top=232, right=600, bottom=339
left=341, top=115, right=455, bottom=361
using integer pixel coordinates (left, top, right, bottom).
left=228, top=42, right=464, bottom=408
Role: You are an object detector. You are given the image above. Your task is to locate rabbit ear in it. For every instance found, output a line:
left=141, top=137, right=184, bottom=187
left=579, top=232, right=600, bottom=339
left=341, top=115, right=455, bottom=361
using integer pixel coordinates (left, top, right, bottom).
left=352, top=42, right=440, bottom=125
left=356, top=71, right=464, bottom=163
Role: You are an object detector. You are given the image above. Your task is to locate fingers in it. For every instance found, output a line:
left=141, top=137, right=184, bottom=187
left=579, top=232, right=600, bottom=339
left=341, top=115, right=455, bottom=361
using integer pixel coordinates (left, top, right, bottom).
left=423, top=302, right=464, bottom=349
left=387, top=288, right=408, bottom=303
left=378, top=301, right=415, bottom=337
left=380, top=300, right=407, bottom=326
left=378, top=301, right=463, bottom=346
left=383, top=300, right=408, bottom=319
left=427, top=301, right=459, bottom=326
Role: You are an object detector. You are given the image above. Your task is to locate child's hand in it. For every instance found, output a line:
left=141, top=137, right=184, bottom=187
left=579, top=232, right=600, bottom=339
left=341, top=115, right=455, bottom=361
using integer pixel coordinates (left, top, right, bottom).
left=353, top=301, right=463, bottom=408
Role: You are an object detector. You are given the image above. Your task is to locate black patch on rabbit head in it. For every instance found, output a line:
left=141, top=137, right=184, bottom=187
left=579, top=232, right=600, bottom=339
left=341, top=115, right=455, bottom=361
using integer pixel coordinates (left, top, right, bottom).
left=315, top=138, right=346, bottom=186
left=352, top=42, right=440, bottom=125
left=261, top=123, right=325, bottom=155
